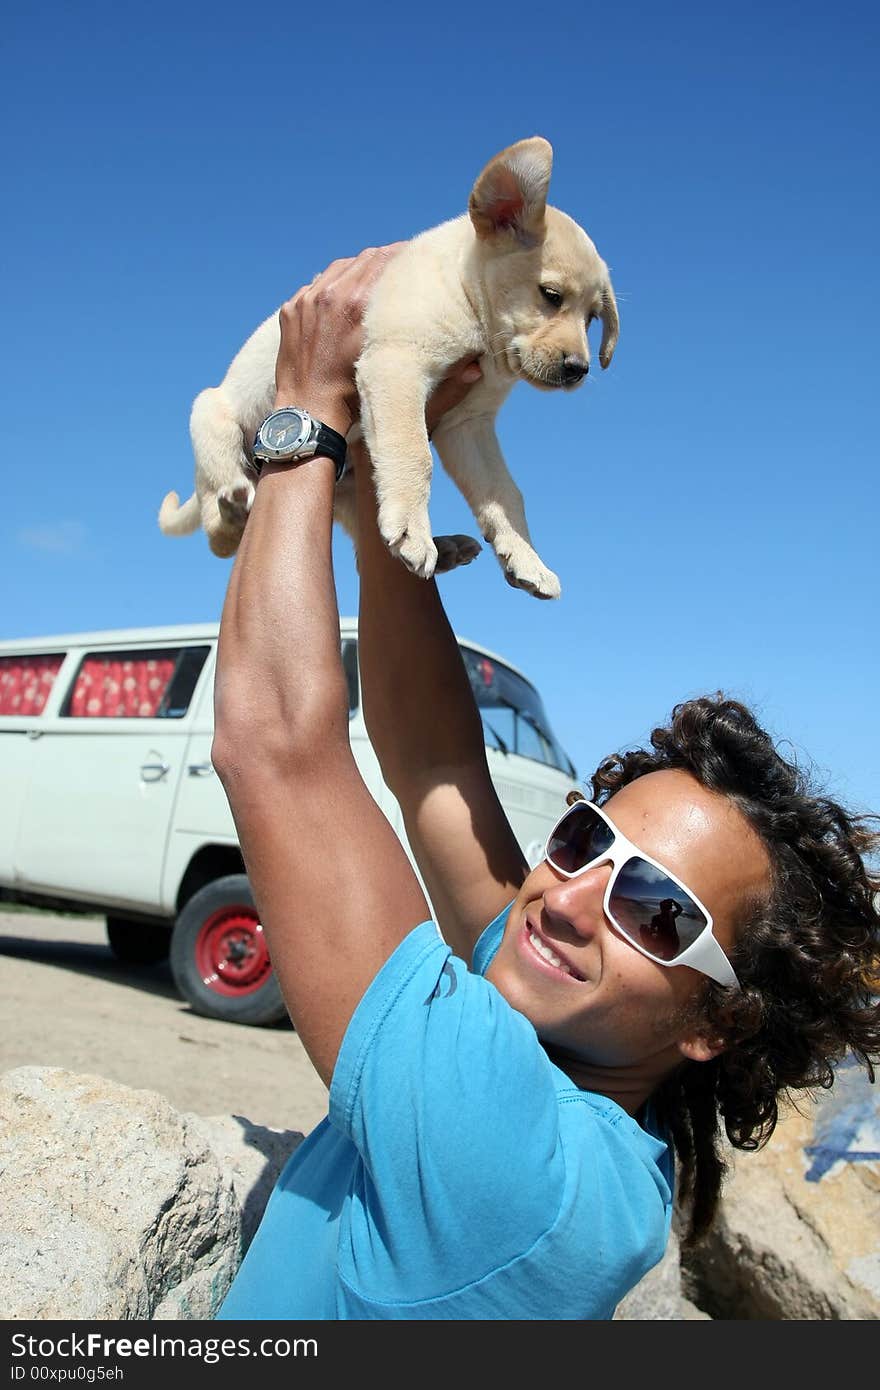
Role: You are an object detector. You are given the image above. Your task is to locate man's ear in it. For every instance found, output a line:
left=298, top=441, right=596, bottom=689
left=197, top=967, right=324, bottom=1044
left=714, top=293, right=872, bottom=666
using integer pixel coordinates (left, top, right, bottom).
left=468, top=136, right=552, bottom=248
left=677, top=1032, right=727, bottom=1064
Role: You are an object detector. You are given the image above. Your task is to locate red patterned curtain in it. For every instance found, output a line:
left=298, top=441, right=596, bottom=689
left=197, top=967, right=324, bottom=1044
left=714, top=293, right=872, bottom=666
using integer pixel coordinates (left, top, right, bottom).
left=68, top=656, right=176, bottom=718
left=0, top=655, right=65, bottom=715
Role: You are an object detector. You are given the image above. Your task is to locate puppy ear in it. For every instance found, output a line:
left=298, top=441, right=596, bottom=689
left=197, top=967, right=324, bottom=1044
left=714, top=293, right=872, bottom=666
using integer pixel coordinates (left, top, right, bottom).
left=468, top=137, right=553, bottom=248
left=598, top=279, right=620, bottom=369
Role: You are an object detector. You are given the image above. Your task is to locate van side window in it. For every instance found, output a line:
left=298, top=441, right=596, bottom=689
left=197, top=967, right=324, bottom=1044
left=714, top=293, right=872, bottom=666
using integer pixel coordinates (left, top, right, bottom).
left=0, top=654, right=65, bottom=715
left=61, top=647, right=210, bottom=719
left=342, top=639, right=359, bottom=714
left=163, top=647, right=212, bottom=718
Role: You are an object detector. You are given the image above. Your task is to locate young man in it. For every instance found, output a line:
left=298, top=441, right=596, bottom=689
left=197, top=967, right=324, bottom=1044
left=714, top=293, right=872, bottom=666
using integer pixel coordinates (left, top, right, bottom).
left=212, top=249, right=880, bottom=1319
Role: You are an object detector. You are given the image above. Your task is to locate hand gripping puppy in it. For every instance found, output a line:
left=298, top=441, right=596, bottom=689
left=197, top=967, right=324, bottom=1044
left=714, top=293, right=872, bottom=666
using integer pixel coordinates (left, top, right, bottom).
left=158, top=136, right=619, bottom=599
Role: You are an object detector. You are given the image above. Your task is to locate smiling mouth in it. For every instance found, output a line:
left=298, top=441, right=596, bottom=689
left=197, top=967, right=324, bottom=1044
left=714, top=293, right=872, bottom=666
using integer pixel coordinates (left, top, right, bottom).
left=524, top=922, right=587, bottom=982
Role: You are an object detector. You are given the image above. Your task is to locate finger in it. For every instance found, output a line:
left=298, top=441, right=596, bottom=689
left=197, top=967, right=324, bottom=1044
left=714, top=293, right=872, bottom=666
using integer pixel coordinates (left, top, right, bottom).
left=327, top=246, right=398, bottom=323
left=288, top=242, right=404, bottom=311
left=287, top=245, right=402, bottom=328
left=296, top=258, right=357, bottom=311
left=350, top=244, right=399, bottom=288
left=355, top=242, right=406, bottom=269
left=303, top=248, right=384, bottom=305
left=278, top=284, right=308, bottom=319
left=321, top=256, right=357, bottom=280
left=444, top=355, right=483, bottom=386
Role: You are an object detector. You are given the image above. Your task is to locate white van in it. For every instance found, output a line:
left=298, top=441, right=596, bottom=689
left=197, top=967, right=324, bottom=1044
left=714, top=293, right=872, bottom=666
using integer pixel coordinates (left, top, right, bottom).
left=0, top=621, right=579, bottom=1025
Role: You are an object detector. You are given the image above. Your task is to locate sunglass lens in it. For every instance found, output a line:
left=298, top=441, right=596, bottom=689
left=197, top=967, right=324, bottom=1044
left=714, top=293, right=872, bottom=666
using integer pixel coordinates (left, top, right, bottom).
left=546, top=804, right=615, bottom=874
left=609, top=858, right=709, bottom=962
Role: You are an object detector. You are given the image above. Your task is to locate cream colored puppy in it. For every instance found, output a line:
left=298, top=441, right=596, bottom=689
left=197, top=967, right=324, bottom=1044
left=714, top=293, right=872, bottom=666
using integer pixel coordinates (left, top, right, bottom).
left=158, top=136, right=618, bottom=598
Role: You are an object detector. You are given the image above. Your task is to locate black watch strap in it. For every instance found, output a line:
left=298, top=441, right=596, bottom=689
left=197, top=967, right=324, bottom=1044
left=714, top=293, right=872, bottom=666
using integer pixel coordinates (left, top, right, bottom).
left=314, top=424, right=348, bottom=483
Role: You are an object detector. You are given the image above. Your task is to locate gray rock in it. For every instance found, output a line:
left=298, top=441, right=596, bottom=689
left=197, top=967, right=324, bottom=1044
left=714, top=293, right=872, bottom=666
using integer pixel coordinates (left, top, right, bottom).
left=189, top=1112, right=304, bottom=1252
left=682, top=1058, right=880, bottom=1320
left=0, top=1067, right=299, bottom=1320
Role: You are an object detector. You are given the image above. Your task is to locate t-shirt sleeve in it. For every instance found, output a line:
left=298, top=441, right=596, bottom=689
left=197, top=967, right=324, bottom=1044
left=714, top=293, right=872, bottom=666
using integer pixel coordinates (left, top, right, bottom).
left=328, top=921, right=566, bottom=1306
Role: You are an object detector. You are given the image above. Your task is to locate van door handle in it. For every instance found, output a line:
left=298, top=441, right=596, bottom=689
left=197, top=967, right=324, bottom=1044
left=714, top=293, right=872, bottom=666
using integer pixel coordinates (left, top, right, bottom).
left=140, top=761, right=170, bottom=782
left=188, top=762, right=215, bottom=777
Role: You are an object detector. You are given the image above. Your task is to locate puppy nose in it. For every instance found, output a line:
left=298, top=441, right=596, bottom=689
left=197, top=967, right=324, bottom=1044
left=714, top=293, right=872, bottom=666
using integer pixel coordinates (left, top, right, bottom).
left=562, top=354, right=589, bottom=384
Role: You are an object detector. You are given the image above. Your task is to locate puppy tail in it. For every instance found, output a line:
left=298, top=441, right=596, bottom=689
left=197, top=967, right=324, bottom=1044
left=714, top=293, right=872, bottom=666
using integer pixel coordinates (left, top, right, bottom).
left=158, top=489, right=201, bottom=537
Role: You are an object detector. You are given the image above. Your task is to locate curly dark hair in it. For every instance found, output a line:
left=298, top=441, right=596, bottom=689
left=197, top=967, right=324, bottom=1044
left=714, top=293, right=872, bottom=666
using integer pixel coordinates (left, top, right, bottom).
left=587, top=693, right=880, bottom=1247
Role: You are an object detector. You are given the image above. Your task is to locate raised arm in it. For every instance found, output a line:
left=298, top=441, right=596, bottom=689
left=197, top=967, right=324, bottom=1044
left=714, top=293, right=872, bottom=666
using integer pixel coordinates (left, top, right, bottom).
left=352, top=384, right=529, bottom=966
left=211, top=250, right=432, bottom=1088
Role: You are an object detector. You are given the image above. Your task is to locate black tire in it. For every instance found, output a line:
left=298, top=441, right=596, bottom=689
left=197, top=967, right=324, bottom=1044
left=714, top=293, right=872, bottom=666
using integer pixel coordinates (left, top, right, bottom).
left=106, top=916, right=172, bottom=965
left=169, top=874, right=288, bottom=1026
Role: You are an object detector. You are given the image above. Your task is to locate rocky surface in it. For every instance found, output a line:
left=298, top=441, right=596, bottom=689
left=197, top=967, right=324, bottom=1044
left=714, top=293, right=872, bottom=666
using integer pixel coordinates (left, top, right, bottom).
left=682, top=1057, right=880, bottom=1320
left=2, top=1060, right=878, bottom=1320
left=0, top=1067, right=302, bottom=1320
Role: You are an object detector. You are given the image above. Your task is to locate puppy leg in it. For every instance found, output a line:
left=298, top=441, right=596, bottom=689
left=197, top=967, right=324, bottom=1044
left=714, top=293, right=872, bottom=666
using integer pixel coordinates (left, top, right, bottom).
left=432, top=415, right=561, bottom=599
left=333, top=465, right=478, bottom=577
left=355, top=348, right=439, bottom=579
left=190, top=387, right=255, bottom=558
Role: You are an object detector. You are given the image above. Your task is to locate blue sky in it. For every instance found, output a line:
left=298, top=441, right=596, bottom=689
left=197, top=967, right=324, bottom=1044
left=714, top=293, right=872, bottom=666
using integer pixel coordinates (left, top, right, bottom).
left=3, top=0, right=878, bottom=821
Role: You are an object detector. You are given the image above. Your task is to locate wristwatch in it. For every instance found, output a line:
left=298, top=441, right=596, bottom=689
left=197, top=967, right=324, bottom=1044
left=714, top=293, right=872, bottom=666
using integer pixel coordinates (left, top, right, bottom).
left=251, top=406, right=347, bottom=482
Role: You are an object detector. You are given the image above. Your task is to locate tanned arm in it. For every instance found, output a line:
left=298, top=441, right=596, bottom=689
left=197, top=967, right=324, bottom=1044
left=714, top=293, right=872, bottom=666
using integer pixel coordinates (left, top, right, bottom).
left=211, top=250, right=432, bottom=1088
left=352, top=377, right=529, bottom=966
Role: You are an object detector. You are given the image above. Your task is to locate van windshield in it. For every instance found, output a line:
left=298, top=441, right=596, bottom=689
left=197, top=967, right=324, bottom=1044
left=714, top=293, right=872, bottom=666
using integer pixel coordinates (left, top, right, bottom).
left=461, top=646, right=576, bottom=777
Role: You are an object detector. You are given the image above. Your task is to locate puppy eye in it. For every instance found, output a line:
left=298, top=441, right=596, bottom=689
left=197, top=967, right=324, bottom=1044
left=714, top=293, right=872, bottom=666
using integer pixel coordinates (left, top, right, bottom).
left=540, top=286, right=563, bottom=307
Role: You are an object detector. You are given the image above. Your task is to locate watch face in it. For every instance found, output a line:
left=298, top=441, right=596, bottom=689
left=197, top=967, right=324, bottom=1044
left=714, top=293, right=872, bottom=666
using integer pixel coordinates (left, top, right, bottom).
left=261, top=408, right=310, bottom=455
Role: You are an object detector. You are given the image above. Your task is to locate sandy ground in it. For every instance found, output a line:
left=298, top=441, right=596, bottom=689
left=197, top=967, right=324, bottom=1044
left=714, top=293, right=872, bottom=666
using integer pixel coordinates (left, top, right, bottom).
left=0, top=907, right=330, bottom=1135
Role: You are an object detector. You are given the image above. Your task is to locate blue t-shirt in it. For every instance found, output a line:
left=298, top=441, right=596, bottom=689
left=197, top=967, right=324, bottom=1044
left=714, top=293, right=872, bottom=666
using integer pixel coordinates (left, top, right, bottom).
left=216, top=904, right=673, bottom=1320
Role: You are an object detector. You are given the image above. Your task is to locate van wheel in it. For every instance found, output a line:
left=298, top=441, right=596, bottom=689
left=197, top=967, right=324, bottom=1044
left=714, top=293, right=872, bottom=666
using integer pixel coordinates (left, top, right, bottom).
left=106, top=917, right=172, bottom=965
left=169, top=874, right=288, bottom=1026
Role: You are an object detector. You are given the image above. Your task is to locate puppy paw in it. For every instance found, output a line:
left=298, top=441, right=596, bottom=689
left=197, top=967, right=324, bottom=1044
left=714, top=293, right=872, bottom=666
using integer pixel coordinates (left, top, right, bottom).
left=504, top=567, right=562, bottom=600
left=495, top=540, right=561, bottom=599
left=434, top=534, right=482, bottom=573
left=379, top=505, right=438, bottom=580
left=394, top=532, right=439, bottom=580
left=217, top=482, right=254, bottom=528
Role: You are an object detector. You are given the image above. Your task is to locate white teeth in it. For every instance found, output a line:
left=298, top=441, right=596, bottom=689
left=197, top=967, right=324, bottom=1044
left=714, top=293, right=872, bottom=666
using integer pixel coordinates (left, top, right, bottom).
left=528, top=928, right=571, bottom=974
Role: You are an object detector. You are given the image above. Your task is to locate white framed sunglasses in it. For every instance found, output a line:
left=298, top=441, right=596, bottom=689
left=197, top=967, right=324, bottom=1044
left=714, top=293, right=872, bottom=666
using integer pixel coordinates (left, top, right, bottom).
left=543, top=800, right=740, bottom=989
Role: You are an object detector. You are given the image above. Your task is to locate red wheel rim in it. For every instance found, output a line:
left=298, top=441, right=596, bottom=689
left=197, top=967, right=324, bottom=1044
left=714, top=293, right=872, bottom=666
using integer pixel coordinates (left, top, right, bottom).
left=194, top=904, right=272, bottom=997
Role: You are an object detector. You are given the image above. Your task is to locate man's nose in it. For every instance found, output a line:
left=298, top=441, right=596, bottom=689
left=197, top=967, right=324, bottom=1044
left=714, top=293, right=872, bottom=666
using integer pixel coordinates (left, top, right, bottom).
left=562, top=353, right=589, bottom=385
left=543, top=864, right=610, bottom=935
